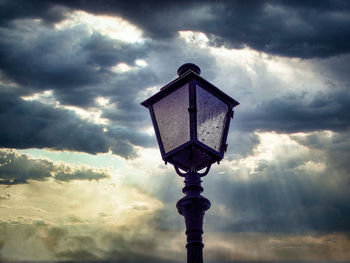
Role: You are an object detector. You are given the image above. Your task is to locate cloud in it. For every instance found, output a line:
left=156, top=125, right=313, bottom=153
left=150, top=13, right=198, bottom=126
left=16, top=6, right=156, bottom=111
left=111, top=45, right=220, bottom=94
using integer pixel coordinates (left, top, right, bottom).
left=0, top=1, right=67, bottom=26
left=293, top=130, right=350, bottom=173
left=204, top=232, right=350, bottom=262
left=0, top=220, right=182, bottom=262
left=54, top=167, right=107, bottom=182
left=236, top=89, right=350, bottom=133
left=203, top=131, right=350, bottom=234
left=0, top=179, right=182, bottom=262
left=206, top=0, right=350, bottom=58
left=0, top=14, right=161, bottom=153
left=0, top=17, right=148, bottom=107
left=0, top=150, right=109, bottom=185
left=207, top=175, right=350, bottom=233
left=0, top=88, right=152, bottom=158
left=1, top=212, right=349, bottom=262
left=0, top=193, right=11, bottom=200
left=3, top=2, right=348, bottom=155
left=0, top=13, right=218, bottom=154
left=0, top=150, right=53, bottom=185
left=225, top=131, right=260, bottom=160
left=50, top=0, right=350, bottom=58
left=2, top=0, right=350, bottom=58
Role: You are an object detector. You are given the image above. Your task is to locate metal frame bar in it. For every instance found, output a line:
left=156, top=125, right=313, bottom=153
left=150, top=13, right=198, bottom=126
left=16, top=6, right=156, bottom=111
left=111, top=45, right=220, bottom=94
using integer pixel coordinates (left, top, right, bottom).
left=194, top=140, right=223, bottom=159
left=189, top=79, right=197, bottom=142
left=164, top=141, right=192, bottom=160
left=149, top=106, right=166, bottom=158
left=221, top=106, right=234, bottom=154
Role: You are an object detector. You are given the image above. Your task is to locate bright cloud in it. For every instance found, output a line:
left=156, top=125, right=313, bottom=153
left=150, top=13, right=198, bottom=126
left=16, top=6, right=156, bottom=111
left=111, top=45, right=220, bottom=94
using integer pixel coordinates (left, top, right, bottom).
left=55, top=10, right=144, bottom=43
left=22, top=90, right=109, bottom=125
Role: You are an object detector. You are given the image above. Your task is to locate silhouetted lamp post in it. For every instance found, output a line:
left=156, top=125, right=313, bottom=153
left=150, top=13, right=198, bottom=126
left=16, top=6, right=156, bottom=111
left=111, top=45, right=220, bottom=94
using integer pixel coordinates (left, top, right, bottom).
left=141, top=63, right=239, bottom=263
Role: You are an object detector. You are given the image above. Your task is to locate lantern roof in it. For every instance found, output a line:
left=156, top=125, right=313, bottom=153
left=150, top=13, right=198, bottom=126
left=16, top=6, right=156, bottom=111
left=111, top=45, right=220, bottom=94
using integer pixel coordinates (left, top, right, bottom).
left=141, top=68, right=239, bottom=108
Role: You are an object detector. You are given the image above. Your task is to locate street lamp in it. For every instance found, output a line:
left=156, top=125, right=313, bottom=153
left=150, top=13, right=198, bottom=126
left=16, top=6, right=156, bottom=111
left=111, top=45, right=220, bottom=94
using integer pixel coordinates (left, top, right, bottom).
left=141, top=63, right=239, bottom=263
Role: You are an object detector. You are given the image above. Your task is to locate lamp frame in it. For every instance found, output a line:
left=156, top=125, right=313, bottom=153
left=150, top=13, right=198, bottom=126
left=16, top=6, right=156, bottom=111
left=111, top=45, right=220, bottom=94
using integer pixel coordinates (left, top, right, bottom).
left=141, top=69, right=239, bottom=172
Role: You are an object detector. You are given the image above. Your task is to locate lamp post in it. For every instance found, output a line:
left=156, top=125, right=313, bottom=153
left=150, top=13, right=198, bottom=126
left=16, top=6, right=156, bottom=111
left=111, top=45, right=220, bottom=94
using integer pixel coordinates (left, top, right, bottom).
left=141, top=63, right=239, bottom=263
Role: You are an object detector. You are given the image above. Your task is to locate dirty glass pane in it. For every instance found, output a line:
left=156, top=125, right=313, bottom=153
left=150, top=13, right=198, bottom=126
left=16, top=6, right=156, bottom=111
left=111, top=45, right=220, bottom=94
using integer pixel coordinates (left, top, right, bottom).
left=153, top=84, right=190, bottom=153
left=196, top=85, right=228, bottom=152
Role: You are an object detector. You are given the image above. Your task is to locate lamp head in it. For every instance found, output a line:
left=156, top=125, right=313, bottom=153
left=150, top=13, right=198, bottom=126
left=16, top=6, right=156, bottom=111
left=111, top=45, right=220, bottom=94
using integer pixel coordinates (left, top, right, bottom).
left=141, top=64, right=239, bottom=172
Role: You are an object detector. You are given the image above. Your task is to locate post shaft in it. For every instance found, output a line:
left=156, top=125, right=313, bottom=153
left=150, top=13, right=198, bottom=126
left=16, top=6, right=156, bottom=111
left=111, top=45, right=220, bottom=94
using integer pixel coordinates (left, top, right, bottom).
left=176, top=172, right=210, bottom=263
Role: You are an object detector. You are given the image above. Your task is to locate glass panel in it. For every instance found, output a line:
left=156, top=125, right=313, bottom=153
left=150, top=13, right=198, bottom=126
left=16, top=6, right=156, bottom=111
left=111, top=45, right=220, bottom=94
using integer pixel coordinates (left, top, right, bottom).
left=153, top=84, right=190, bottom=153
left=196, top=85, right=228, bottom=152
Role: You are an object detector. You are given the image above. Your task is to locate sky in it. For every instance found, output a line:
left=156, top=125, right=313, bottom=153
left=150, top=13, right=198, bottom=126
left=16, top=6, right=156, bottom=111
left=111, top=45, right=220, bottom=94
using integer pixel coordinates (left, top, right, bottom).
left=0, top=0, right=350, bottom=262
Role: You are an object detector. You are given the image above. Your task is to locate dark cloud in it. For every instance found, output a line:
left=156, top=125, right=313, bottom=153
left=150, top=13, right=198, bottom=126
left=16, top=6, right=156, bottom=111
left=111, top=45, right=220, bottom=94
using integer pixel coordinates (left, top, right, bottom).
left=54, top=168, right=107, bottom=182
left=56, top=0, right=350, bottom=58
left=56, top=235, right=101, bottom=261
left=8, top=0, right=337, bottom=159
left=0, top=12, right=174, bottom=144
left=0, top=150, right=53, bottom=185
left=236, top=89, right=350, bottom=133
left=2, top=0, right=349, bottom=58
left=0, top=193, right=11, bottom=200
left=101, top=69, right=160, bottom=128
left=211, top=0, right=350, bottom=58
left=0, top=88, right=156, bottom=157
left=0, top=0, right=67, bottom=25
left=44, top=226, right=69, bottom=251
left=0, top=18, right=148, bottom=107
left=0, top=89, right=109, bottom=153
left=0, top=15, right=157, bottom=156
left=0, top=150, right=109, bottom=185
left=1, top=0, right=347, bottom=154
left=57, top=249, right=101, bottom=261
